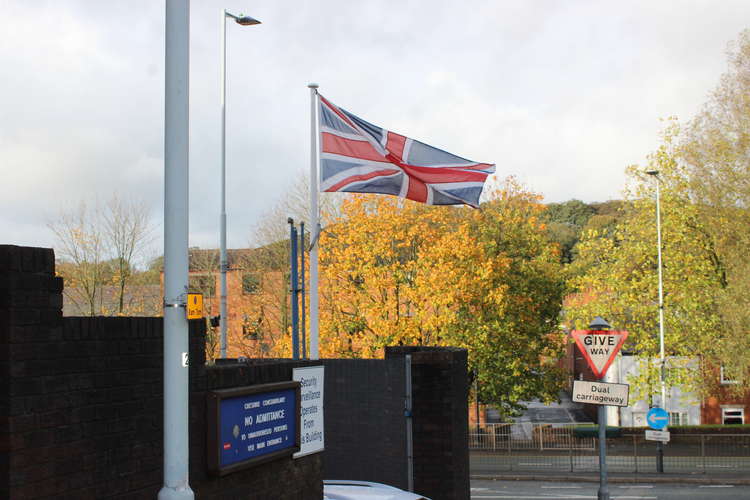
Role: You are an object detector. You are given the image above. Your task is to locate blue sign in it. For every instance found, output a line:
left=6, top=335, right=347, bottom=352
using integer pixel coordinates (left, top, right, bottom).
left=647, top=407, right=669, bottom=430
left=208, top=381, right=300, bottom=475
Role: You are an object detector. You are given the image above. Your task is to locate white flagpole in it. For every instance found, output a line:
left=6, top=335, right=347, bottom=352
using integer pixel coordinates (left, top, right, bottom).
left=308, top=83, right=320, bottom=360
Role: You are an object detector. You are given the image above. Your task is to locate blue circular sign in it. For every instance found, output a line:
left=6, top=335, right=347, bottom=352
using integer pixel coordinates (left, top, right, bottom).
left=647, top=407, right=669, bottom=430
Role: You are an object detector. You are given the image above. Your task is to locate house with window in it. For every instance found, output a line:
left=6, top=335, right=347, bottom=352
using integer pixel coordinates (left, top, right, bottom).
left=566, top=340, right=749, bottom=426
left=566, top=339, right=702, bottom=426
left=701, top=365, right=749, bottom=425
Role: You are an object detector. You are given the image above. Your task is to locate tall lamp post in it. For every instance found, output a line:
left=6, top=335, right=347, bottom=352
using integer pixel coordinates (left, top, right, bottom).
left=220, top=9, right=260, bottom=359
left=646, top=169, right=667, bottom=472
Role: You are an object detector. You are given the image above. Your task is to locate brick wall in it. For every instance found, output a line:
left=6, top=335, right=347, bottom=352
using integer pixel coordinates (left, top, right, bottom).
left=321, top=358, right=408, bottom=487
left=0, top=245, right=322, bottom=499
left=386, top=347, right=470, bottom=500
left=1, top=245, right=469, bottom=499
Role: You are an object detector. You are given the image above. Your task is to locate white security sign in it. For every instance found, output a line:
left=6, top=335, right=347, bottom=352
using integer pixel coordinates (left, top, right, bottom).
left=572, top=380, right=630, bottom=407
left=293, top=366, right=325, bottom=458
left=645, top=430, right=671, bottom=442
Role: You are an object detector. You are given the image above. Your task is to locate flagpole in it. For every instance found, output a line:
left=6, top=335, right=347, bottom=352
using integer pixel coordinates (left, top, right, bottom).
left=308, top=83, right=320, bottom=360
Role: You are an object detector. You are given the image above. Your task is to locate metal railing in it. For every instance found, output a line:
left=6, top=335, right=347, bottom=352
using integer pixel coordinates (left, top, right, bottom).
left=470, top=423, right=595, bottom=451
left=470, top=423, right=750, bottom=475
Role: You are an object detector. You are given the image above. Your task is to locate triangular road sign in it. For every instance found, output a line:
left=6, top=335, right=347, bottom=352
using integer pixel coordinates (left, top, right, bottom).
left=571, top=330, right=629, bottom=379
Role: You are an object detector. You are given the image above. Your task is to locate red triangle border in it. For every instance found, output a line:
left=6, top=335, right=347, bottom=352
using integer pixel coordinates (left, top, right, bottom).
left=571, top=330, right=629, bottom=379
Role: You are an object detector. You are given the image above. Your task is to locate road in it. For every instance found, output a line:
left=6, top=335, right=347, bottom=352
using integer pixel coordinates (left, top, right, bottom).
left=471, top=452, right=750, bottom=474
left=470, top=479, right=750, bottom=499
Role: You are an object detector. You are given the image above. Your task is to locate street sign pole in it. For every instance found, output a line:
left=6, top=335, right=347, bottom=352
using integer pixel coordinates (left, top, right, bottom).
left=597, top=375, right=609, bottom=500
left=647, top=407, right=669, bottom=472
left=573, top=317, right=627, bottom=500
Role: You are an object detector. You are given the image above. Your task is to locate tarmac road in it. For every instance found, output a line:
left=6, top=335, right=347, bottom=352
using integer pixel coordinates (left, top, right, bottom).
left=470, top=479, right=750, bottom=499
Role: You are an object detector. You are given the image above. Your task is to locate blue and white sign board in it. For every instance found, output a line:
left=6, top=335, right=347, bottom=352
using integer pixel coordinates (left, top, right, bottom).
left=293, top=365, right=325, bottom=458
left=207, top=381, right=300, bottom=475
left=647, top=407, right=669, bottom=430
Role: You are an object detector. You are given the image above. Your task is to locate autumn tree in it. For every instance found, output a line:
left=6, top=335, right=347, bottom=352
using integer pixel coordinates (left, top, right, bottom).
left=318, top=179, right=567, bottom=417
left=102, top=194, right=154, bottom=314
left=50, top=201, right=107, bottom=316
left=241, top=173, right=343, bottom=357
left=50, top=195, right=154, bottom=316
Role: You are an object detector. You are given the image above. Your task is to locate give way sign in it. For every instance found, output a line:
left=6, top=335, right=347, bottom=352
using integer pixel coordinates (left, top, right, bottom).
left=571, top=329, right=629, bottom=379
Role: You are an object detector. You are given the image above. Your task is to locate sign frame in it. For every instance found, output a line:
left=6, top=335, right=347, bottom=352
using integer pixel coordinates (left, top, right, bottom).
left=572, top=380, right=630, bottom=407
left=207, top=381, right=301, bottom=476
left=571, top=329, right=629, bottom=379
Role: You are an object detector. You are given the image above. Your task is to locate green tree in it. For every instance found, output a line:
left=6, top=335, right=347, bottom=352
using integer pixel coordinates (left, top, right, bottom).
left=567, top=31, right=750, bottom=395
left=679, top=30, right=750, bottom=387
left=566, top=124, right=729, bottom=399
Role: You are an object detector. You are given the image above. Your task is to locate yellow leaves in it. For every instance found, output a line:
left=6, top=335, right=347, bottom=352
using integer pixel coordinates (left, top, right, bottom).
left=318, top=179, right=565, bottom=369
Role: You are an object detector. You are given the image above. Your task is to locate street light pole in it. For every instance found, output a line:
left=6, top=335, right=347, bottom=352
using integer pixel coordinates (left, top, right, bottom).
left=219, top=9, right=260, bottom=359
left=160, top=1, right=193, bottom=497
left=646, top=169, right=667, bottom=472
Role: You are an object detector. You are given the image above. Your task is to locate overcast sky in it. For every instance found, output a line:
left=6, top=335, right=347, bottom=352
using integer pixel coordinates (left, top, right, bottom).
left=2, top=1, right=749, bottom=256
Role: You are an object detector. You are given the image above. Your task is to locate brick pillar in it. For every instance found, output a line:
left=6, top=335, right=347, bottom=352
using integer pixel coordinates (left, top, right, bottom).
left=386, top=346, right=470, bottom=500
left=0, top=245, right=63, bottom=499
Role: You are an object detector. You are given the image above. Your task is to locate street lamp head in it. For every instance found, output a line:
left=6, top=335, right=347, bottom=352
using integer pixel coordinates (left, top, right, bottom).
left=645, top=169, right=659, bottom=177
left=589, top=316, right=612, bottom=330
left=224, top=10, right=261, bottom=26
left=235, top=14, right=261, bottom=26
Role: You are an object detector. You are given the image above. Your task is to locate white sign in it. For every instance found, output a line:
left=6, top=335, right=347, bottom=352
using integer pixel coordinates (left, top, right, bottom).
left=571, top=330, right=629, bottom=378
left=645, top=430, right=671, bottom=442
left=572, top=380, right=630, bottom=407
left=293, top=366, right=325, bottom=458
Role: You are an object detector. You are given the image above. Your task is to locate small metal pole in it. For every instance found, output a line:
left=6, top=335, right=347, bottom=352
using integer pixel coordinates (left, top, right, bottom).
left=289, top=219, right=299, bottom=359
left=300, top=222, right=306, bottom=359
left=701, top=435, right=706, bottom=473
left=634, top=434, right=638, bottom=474
left=474, top=369, right=480, bottom=433
left=508, top=425, right=512, bottom=470
left=656, top=440, right=664, bottom=473
left=569, top=441, right=574, bottom=472
left=598, top=378, right=609, bottom=500
left=539, top=425, right=544, bottom=451
left=405, top=355, right=414, bottom=492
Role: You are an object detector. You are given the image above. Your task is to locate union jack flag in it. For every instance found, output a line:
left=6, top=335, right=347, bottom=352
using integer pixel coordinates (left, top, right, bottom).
left=318, top=95, right=495, bottom=207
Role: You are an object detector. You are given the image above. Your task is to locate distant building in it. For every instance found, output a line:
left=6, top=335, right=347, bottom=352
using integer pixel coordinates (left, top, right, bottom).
left=183, top=247, right=292, bottom=361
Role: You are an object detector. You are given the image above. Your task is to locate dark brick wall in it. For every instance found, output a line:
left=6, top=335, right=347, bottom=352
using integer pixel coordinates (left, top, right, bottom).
left=322, top=348, right=470, bottom=500
left=321, top=358, right=408, bottom=487
left=0, top=245, right=322, bottom=499
left=192, top=359, right=323, bottom=500
left=1, top=245, right=468, bottom=499
left=386, top=347, right=470, bottom=500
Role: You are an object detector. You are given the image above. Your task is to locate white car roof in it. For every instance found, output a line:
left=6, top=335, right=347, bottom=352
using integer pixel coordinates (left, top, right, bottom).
left=323, top=480, right=430, bottom=500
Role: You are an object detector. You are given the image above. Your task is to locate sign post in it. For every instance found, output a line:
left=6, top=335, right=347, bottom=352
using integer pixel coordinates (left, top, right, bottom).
left=647, top=407, right=670, bottom=467
left=571, top=317, right=628, bottom=500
